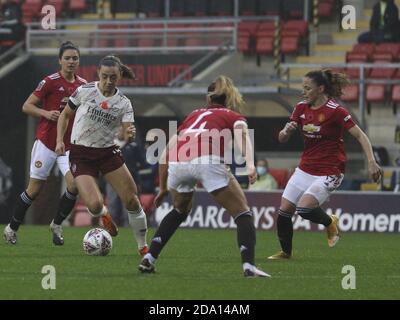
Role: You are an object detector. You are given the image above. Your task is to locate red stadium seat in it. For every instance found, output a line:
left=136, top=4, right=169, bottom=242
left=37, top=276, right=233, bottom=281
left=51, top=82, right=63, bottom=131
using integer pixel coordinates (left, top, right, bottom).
left=346, top=52, right=368, bottom=63
left=256, top=37, right=274, bottom=55
left=282, top=20, right=308, bottom=37
left=374, top=43, right=400, bottom=60
left=371, top=52, right=394, bottom=62
left=258, top=22, right=275, bottom=31
left=238, top=36, right=251, bottom=53
left=238, top=21, right=259, bottom=36
left=351, top=43, right=375, bottom=58
left=341, top=84, right=359, bottom=102
left=318, top=1, right=333, bottom=17
left=69, top=0, right=87, bottom=12
left=46, top=0, right=64, bottom=15
left=391, top=85, right=400, bottom=114
left=281, top=37, right=300, bottom=54
left=366, top=84, right=386, bottom=113
left=268, top=169, right=290, bottom=189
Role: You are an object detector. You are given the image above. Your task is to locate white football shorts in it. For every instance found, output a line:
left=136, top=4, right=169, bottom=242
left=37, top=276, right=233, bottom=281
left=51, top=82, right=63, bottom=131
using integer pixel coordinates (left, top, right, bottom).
left=282, top=167, right=344, bottom=206
left=30, top=139, right=70, bottom=180
left=168, top=156, right=230, bottom=193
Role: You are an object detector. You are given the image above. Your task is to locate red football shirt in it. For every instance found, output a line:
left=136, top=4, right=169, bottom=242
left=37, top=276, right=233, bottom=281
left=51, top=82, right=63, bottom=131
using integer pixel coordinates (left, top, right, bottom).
left=170, top=105, right=247, bottom=162
left=290, top=99, right=356, bottom=175
left=33, top=72, right=86, bottom=151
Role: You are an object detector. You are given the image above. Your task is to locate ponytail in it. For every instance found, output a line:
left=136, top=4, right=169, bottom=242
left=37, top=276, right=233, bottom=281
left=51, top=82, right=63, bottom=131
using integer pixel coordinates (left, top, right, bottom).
left=305, top=69, right=350, bottom=99
left=207, top=75, right=244, bottom=112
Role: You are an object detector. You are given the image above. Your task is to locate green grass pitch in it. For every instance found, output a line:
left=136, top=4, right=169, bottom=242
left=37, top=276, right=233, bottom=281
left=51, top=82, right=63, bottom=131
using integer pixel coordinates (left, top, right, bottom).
left=1, top=225, right=399, bottom=300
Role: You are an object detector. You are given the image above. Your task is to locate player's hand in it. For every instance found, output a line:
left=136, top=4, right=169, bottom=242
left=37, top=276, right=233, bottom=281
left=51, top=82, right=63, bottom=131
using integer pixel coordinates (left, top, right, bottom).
left=154, top=189, right=169, bottom=208
left=368, top=160, right=382, bottom=183
left=283, top=121, right=298, bottom=134
left=45, top=110, right=60, bottom=122
left=55, top=141, right=65, bottom=156
left=126, top=124, right=136, bottom=140
left=247, top=165, right=257, bottom=185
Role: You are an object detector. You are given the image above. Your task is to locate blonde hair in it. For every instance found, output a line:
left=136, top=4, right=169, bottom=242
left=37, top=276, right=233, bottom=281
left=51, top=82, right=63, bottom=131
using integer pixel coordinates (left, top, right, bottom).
left=99, top=55, right=135, bottom=79
left=305, top=69, right=350, bottom=98
left=207, top=75, right=244, bottom=112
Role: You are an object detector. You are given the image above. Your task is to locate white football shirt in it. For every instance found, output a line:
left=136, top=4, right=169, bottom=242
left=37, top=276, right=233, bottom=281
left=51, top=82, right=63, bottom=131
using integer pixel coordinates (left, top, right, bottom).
left=69, top=81, right=134, bottom=148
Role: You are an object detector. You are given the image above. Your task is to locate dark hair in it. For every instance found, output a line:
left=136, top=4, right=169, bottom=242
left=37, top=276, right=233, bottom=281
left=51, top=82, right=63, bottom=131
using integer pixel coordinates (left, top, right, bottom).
left=59, top=41, right=80, bottom=59
left=207, top=75, right=244, bottom=111
left=305, top=69, right=350, bottom=98
left=99, top=55, right=135, bottom=79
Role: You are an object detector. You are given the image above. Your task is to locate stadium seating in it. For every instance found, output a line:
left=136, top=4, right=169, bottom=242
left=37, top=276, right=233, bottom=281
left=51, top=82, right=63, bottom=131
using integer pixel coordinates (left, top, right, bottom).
left=268, top=168, right=291, bottom=189
left=391, top=84, right=400, bottom=114
left=341, top=84, right=359, bottom=103
left=46, top=0, right=64, bottom=15
left=318, top=0, right=335, bottom=18
left=69, top=0, right=87, bottom=12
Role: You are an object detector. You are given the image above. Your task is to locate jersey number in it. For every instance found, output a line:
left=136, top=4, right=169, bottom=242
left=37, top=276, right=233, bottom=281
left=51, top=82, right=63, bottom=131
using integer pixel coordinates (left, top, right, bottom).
left=184, top=111, right=213, bottom=137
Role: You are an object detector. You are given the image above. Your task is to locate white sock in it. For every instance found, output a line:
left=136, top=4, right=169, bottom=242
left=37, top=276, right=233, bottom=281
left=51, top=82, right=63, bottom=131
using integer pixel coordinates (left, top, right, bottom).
left=144, top=253, right=156, bottom=264
left=87, top=205, right=107, bottom=217
left=243, top=262, right=254, bottom=272
left=128, top=207, right=148, bottom=249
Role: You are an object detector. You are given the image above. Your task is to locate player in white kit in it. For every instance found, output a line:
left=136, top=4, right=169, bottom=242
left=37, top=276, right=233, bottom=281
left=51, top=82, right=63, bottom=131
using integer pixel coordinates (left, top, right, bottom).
left=56, top=55, right=149, bottom=256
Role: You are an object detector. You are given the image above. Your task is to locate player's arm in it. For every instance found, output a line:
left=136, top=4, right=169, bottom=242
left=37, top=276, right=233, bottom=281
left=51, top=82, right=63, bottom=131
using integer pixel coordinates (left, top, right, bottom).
left=234, top=121, right=257, bottom=185
left=278, top=121, right=298, bottom=143
left=154, top=133, right=178, bottom=207
left=348, top=125, right=382, bottom=182
left=22, top=94, right=60, bottom=121
left=122, top=122, right=135, bottom=143
left=55, top=102, right=75, bottom=155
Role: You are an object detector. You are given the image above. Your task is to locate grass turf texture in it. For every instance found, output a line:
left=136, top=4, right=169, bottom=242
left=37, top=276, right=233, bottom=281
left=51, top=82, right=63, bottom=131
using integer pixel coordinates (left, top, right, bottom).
left=1, top=225, right=399, bottom=299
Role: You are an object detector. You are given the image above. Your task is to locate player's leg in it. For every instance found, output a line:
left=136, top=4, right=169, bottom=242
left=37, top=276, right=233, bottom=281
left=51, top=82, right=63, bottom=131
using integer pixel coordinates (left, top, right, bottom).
left=139, top=188, right=193, bottom=273
left=268, top=197, right=296, bottom=260
left=50, top=152, right=79, bottom=245
left=139, top=162, right=195, bottom=273
left=268, top=168, right=312, bottom=259
left=296, top=174, right=343, bottom=247
left=103, top=164, right=148, bottom=253
left=210, top=172, right=270, bottom=277
left=74, top=174, right=119, bottom=236
left=4, top=140, right=55, bottom=244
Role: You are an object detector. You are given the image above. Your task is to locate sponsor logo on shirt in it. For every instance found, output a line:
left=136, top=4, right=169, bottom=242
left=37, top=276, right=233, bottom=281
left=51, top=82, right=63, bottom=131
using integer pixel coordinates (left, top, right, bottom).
left=303, top=123, right=321, bottom=133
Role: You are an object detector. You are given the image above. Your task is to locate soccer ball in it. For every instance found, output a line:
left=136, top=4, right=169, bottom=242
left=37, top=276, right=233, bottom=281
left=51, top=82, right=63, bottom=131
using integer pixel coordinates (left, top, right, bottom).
left=83, top=228, right=113, bottom=256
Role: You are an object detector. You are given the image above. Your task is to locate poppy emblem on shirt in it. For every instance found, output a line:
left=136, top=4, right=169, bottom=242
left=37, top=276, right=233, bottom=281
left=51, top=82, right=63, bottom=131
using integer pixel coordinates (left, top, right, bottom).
left=100, top=101, right=109, bottom=110
left=35, top=161, right=42, bottom=168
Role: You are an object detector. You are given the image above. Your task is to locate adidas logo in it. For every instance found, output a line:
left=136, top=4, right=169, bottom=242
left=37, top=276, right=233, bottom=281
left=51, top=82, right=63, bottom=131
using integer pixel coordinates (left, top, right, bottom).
left=152, top=237, right=162, bottom=244
left=58, top=87, right=64, bottom=91
left=300, top=114, right=306, bottom=119
left=240, top=245, right=247, bottom=252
